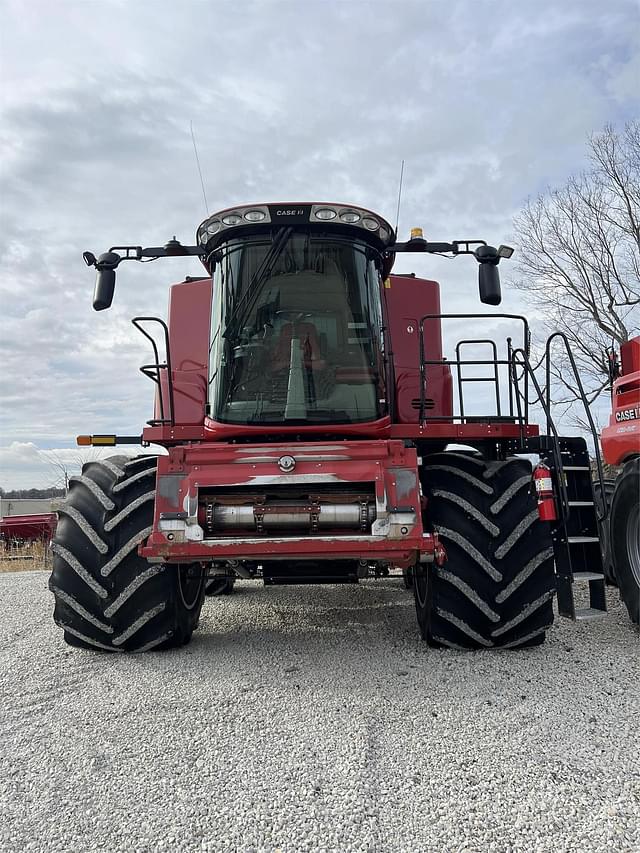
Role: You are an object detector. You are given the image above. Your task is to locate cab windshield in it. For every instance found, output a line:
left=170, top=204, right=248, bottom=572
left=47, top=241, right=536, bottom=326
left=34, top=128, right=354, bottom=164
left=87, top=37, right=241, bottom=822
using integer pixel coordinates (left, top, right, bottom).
left=208, top=230, right=386, bottom=425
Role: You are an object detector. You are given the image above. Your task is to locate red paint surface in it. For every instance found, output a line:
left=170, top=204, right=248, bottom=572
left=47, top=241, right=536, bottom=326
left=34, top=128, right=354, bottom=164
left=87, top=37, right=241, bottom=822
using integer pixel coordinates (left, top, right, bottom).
left=140, top=439, right=424, bottom=567
left=152, top=278, right=211, bottom=426
left=384, top=274, right=452, bottom=423
left=389, top=422, right=539, bottom=440
left=601, top=336, right=640, bottom=466
left=620, top=337, right=640, bottom=376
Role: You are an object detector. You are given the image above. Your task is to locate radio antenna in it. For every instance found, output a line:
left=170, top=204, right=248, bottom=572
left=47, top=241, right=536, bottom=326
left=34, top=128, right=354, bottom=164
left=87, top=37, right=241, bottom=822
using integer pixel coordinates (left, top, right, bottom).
left=190, top=121, right=209, bottom=215
left=394, top=159, right=405, bottom=238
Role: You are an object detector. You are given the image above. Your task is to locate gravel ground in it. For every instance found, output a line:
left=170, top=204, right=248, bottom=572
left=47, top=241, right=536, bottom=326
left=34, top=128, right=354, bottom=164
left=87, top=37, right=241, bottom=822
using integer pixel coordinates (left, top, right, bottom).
left=0, top=571, right=638, bottom=853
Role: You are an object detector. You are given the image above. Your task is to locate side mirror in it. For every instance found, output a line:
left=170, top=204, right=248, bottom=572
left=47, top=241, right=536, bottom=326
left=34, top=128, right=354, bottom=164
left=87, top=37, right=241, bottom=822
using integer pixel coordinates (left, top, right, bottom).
left=478, top=262, right=501, bottom=305
left=92, top=251, right=121, bottom=311
left=475, top=245, right=502, bottom=305
left=93, top=268, right=116, bottom=311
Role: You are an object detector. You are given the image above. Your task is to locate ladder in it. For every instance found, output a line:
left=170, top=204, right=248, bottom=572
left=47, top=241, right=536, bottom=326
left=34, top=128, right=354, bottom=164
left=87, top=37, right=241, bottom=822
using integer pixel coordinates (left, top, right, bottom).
left=511, top=334, right=609, bottom=621
left=542, top=437, right=607, bottom=620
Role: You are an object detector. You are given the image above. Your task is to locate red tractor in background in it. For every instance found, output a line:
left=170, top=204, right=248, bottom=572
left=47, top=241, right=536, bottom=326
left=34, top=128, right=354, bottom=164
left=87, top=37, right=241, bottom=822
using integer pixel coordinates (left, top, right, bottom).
left=599, top=336, right=640, bottom=624
left=50, top=202, right=614, bottom=652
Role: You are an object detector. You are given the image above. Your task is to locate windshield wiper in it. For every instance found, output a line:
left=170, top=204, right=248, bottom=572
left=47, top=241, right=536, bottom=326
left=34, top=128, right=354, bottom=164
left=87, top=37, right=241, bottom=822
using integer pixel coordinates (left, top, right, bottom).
left=223, top=226, right=292, bottom=339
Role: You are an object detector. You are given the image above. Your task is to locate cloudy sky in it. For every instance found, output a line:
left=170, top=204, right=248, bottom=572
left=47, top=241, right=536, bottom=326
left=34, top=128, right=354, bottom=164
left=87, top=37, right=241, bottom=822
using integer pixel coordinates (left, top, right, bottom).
left=1, top=0, right=638, bottom=489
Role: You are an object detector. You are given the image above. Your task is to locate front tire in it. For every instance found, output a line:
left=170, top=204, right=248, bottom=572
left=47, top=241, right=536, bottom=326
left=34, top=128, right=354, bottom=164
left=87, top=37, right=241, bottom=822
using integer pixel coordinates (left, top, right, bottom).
left=49, top=455, right=205, bottom=652
left=417, top=453, right=556, bottom=649
left=610, top=458, right=640, bottom=625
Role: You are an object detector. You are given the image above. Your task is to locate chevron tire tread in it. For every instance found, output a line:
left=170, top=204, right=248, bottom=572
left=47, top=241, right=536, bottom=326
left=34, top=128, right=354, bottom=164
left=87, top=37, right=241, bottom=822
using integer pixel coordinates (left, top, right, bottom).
left=417, top=453, right=555, bottom=649
left=49, top=455, right=205, bottom=652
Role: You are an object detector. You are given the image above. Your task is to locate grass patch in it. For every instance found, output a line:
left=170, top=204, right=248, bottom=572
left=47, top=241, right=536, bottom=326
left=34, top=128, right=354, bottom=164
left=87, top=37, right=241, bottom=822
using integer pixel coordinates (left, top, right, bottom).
left=0, top=539, right=51, bottom=573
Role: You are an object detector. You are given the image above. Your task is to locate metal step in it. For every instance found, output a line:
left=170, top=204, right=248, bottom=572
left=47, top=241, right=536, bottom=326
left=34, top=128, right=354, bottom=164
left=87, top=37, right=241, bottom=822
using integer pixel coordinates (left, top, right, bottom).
left=543, top=436, right=608, bottom=623
left=575, top=607, right=607, bottom=621
left=567, top=536, right=600, bottom=543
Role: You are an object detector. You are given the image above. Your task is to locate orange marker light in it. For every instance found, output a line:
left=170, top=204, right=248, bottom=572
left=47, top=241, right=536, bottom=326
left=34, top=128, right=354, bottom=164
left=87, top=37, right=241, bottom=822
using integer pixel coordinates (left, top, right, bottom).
left=92, top=435, right=117, bottom=446
left=76, top=435, right=117, bottom=446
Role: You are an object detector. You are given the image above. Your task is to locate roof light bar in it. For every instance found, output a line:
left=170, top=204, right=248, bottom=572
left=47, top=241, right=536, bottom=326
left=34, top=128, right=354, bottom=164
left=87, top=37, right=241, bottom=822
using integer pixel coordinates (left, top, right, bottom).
left=196, top=203, right=395, bottom=250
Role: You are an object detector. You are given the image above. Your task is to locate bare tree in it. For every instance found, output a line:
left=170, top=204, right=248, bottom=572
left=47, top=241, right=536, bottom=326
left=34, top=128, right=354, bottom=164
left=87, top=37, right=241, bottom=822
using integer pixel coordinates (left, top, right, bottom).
left=39, top=448, right=110, bottom=491
left=511, top=121, right=640, bottom=423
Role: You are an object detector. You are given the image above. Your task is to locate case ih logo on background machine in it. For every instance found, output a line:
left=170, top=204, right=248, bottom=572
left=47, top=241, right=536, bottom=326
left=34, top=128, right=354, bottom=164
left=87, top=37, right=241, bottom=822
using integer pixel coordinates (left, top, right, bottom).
left=48, top=201, right=638, bottom=654
left=615, top=406, right=639, bottom=422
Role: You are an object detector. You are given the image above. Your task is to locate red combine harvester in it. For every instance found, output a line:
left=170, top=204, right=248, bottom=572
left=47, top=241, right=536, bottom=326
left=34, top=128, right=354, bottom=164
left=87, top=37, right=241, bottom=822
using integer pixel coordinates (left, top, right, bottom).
left=599, top=336, right=640, bottom=624
left=50, top=203, right=614, bottom=652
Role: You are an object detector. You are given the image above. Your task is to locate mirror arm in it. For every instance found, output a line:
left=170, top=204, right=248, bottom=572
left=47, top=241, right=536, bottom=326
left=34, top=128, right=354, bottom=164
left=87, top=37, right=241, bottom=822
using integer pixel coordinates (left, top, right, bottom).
left=387, top=240, right=456, bottom=254
left=84, top=240, right=205, bottom=269
left=138, top=244, right=205, bottom=258
left=387, top=238, right=495, bottom=256
left=84, top=238, right=206, bottom=312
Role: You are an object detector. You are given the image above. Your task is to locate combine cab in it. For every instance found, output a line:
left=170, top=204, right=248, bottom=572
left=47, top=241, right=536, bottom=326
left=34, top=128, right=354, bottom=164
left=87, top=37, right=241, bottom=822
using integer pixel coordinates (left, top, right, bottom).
left=49, top=202, right=617, bottom=651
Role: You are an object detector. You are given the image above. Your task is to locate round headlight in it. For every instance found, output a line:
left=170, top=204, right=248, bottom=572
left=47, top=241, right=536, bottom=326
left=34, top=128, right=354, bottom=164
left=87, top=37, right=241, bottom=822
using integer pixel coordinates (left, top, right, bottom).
left=362, top=217, right=379, bottom=230
left=378, top=226, right=391, bottom=243
left=315, top=207, right=337, bottom=221
left=244, top=209, right=266, bottom=222
left=340, top=210, right=360, bottom=224
left=222, top=213, right=242, bottom=226
left=203, top=220, right=221, bottom=238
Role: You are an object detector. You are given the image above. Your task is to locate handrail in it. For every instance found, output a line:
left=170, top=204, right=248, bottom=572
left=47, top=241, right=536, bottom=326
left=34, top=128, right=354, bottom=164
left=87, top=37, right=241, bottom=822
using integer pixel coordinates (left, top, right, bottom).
left=413, top=314, right=607, bottom=523
left=455, top=339, right=501, bottom=419
left=418, top=312, right=530, bottom=425
left=511, top=347, right=571, bottom=524
left=544, top=332, right=608, bottom=522
left=132, top=317, right=175, bottom=426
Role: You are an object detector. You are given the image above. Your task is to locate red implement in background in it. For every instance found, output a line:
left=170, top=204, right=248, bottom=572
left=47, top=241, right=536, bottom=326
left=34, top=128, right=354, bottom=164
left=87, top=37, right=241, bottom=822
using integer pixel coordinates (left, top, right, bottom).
left=0, top=513, right=57, bottom=548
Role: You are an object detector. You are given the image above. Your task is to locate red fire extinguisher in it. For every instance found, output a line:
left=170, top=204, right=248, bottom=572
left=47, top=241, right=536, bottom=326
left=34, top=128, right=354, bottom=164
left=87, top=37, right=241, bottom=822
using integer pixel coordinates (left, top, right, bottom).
left=533, top=462, right=557, bottom=522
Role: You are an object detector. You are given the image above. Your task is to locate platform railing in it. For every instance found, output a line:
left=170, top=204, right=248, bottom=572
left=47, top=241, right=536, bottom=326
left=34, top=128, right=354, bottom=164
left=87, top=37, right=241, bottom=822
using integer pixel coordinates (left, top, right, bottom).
left=132, top=316, right=176, bottom=427
left=417, top=317, right=607, bottom=522
left=511, top=334, right=607, bottom=523
left=417, top=313, right=530, bottom=425
left=544, top=332, right=607, bottom=522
